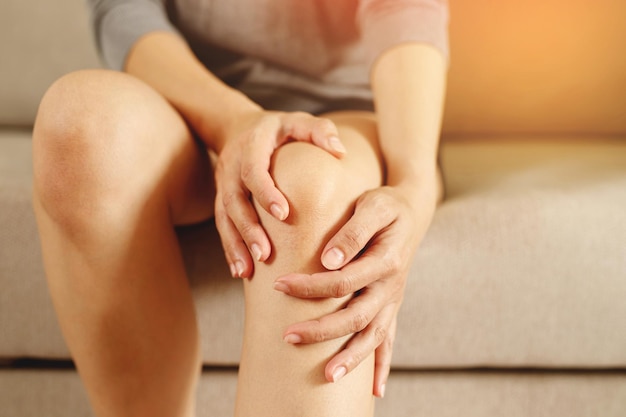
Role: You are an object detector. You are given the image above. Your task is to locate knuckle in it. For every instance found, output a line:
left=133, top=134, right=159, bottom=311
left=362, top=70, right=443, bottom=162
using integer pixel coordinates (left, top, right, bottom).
left=350, top=310, right=370, bottom=333
left=382, top=252, right=402, bottom=276
left=238, top=221, right=258, bottom=240
left=376, top=351, right=392, bottom=370
left=341, top=225, right=367, bottom=253
left=283, top=112, right=305, bottom=133
left=311, top=321, right=329, bottom=343
left=316, top=118, right=337, bottom=134
left=301, top=285, right=313, bottom=298
left=331, top=277, right=354, bottom=298
left=221, top=190, right=239, bottom=209
left=214, top=211, right=228, bottom=231
left=252, top=185, right=275, bottom=207
left=383, top=333, right=395, bottom=351
left=240, top=162, right=255, bottom=185
left=368, top=192, right=394, bottom=217
left=345, top=349, right=365, bottom=371
left=373, top=325, right=387, bottom=346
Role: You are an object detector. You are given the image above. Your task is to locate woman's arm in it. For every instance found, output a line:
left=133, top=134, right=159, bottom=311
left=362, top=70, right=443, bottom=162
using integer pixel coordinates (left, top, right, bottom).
left=274, top=43, right=448, bottom=398
left=125, top=31, right=261, bottom=153
left=125, top=31, right=347, bottom=277
left=372, top=42, right=446, bottom=200
left=366, top=41, right=447, bottom=395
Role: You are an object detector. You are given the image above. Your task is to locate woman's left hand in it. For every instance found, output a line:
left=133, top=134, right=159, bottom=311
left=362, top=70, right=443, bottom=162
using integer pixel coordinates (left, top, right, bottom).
left=273, top=180, right=439, bottom=398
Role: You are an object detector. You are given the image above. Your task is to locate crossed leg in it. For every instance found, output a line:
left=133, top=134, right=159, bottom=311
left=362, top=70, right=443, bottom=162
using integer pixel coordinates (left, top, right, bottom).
left=34, top=69, right=383, bottom=417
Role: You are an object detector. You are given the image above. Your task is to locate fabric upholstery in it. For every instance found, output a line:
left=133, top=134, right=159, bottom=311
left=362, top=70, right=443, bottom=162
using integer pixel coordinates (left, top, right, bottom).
left=0, top=0, right=100, bottom=126
left=3, top=130, right=625, bottom=368
left=2, top=369, right=624, bottom=417
left=381, top=371, right=626, bottom=417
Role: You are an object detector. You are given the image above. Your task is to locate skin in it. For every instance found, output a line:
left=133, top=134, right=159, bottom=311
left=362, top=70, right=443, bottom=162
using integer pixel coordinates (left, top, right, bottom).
left=126, top=32, right=447, bottom=396
left=32, top=27, right=446, bottom=417
left=276, top=42, right=447, bottom=395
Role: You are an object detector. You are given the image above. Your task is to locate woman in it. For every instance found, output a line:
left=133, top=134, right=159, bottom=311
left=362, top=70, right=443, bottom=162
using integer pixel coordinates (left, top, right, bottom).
left=32, top=0, right=448, bottom=415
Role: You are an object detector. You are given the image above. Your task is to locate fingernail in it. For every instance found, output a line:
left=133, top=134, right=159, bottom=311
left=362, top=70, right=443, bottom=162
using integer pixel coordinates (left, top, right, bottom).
left=251, top=244, right=262, bottom=262
left=380, top=384, right=386, bottom=398
left=273, top=281, right=290, bottom=293
left=229, top=263, right=237, bottom=278
left=322, top=247, right=345, bottom=270
left=283, top=333, right=302, bottom=344
left=235, top=261, right=245, bottom=278
left=331, top=366, right=347, bottom=383
left=329, top=136, right=346, bottom=154
left=270, top=203, right=287, bottom=221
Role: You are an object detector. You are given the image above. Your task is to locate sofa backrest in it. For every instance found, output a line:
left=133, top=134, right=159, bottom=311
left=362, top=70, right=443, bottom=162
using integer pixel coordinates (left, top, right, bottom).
left=443, top=0, right=626, bottom=135
left=1, top=0, right=624, bottom=135
left=0, top=0, right=100, bottom=126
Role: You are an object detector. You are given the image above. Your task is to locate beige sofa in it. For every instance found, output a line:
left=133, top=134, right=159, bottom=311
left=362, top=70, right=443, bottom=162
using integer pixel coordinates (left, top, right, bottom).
left=1, top=0, right=625, bottom=415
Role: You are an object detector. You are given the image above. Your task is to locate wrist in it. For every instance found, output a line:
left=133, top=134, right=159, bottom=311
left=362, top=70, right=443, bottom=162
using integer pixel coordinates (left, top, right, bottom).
left=194, top=89, right=262, bottom=153
left=385, top=155, right=438, bottom=187
left=126, top=31, right=263, bottom=153
left=388, top=165, right=442, bottom=208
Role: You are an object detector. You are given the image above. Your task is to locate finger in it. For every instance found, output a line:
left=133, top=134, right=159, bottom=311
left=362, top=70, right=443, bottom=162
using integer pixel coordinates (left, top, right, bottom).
left=240, top=123, right=290, bottom=222
left=281, top=112, right=346, bottom=157
left=321, top=191, right=398, bottom=270
left=324, top=304, right=396, bottom=384
left=282, top=283, right=389, bottom=344
left=275, top=240, right=403, bottom=298
left=219, top=178, right=271, bottom=265
left=214, top=193, right=253, bottom=278
left=373, top=316, right=397, bottom=398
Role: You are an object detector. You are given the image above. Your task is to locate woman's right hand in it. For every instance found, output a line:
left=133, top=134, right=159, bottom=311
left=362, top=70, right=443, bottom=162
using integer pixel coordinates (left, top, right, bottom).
left=214, top=110, right=348, bottom=278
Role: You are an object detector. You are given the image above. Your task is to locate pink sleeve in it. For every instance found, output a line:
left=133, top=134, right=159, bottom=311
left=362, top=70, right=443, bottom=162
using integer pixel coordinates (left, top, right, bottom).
left=357, top=0, right=449, bottom=68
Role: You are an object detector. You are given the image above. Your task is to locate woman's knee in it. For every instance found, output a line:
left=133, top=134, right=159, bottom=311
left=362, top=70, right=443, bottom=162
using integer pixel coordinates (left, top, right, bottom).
left=270, top=142, right=346, bottom=218
left=269, top=117, right=382, bottom=225
left=265, top=137, right=381, bottom=251
left=33, top=69, right=186, bottom=227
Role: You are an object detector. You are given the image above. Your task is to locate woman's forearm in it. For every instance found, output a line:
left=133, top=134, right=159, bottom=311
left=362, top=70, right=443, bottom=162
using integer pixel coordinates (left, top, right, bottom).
left=125, top=31, right=261, bottom=152
left=371, top=43, right=447, bottom=191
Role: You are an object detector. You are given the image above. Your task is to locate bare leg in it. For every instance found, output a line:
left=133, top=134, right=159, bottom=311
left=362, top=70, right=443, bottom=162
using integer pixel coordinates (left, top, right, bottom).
left=32, top=70, right=214, bottom=417
left=235, top=112, right=384, bottom=417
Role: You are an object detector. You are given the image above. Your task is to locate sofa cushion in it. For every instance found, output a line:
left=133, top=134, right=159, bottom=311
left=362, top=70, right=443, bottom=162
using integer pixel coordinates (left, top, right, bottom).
left=2, top=369, right=625, bottom=417
left=0, top=368, right=239, bottom=417
left=397, top=136, right=626, bottom=367
left=0, top=0, right=100, bottom=126
left=2, top=131, right=625, bottom=368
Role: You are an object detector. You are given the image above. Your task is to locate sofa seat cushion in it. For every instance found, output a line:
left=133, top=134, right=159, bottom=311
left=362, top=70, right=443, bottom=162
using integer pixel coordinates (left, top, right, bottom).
left=1, top=368, right=625, bottom=417
left=396, top=136, right=626, bottom=368
left=1, top=130, right=625, bottom=368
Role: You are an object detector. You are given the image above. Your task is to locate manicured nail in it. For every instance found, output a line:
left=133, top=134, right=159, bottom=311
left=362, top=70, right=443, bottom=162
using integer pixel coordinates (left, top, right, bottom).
left=322, top=247, right=345, bottom=270
left=273, top=281, right=290, bottom=293
left=379, top=384, right=386, bottom=398
left=331, top=366, right=347, bottom=383
left=235, top=261, right=245, bottom=278
left=270, top=203, right=287, bottom=221
left=283, top=333, right=302, bottom=344
left=329, top=136, right=347, bottom=154
left=229, top=263, right=237, bottom=277
left=251, top=244, right=262, bottom=262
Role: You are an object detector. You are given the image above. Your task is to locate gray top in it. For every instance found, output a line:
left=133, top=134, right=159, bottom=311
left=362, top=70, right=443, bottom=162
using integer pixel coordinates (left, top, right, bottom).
left=87, top=0, right=449, bottom=112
